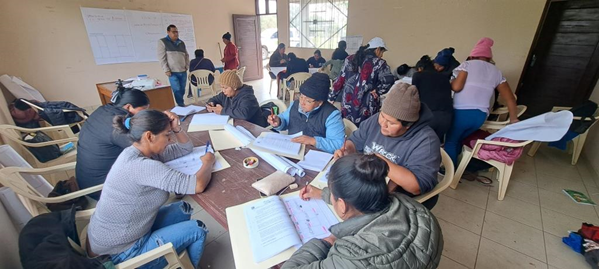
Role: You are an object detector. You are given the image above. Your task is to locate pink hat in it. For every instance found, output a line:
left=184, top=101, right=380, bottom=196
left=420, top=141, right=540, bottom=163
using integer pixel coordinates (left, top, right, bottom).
left=469, top=37, right=494, bottom=58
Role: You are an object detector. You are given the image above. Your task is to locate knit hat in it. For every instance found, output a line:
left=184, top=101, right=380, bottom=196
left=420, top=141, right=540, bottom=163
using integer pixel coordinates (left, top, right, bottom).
left=434, top=47, right=455, bottom=67
left=381, top=83, right=420, bottom=122
left=469, top=37, right=494, bottom=58
left=299, top=73, right=330, bottom=101
left=220, top=70, right=242, bottom=89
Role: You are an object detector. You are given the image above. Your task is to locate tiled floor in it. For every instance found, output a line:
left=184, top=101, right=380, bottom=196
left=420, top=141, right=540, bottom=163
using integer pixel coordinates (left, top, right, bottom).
left=177, top=73, right=599, bottom=269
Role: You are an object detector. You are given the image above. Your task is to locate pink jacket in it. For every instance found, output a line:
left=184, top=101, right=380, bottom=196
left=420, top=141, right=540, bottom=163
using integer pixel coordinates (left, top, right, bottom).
left=469, top=137, right=523, bottom=165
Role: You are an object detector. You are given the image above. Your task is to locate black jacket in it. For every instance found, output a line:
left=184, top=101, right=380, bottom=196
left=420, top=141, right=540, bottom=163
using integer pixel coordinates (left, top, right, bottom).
left=412, top=71, right=454, bottom=113
left=281, top=58, right=309, bottom=79
left=208, top=85, right=268, bottom=127
left=76, top=104, right=131, bottom=200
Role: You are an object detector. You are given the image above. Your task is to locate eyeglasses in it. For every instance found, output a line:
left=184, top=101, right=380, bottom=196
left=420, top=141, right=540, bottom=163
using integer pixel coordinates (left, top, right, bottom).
left=170, top=31, right=179, bottom=33
left=299, top=94, right=316, bottom=105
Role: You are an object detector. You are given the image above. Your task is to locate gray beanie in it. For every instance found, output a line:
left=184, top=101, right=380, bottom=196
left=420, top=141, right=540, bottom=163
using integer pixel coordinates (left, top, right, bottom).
left=381, top=83, right=420, bottom=122
left=299, top=73, right=330, bottom=101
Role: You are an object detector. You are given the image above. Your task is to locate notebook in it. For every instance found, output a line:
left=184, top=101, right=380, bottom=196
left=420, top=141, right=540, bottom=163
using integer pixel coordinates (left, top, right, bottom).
left=297, top=150, right=334, bottom=172
left=170, top=105, right=206, bottom=116
left=227, top=191, right=340, bottom=268
left=187, top=113, right=233, bottom=132
left=164, top=146, right=230, bottom=174
left=249, top=132, right=306, bottom=160
left=310, top=159, right=335, bottom=189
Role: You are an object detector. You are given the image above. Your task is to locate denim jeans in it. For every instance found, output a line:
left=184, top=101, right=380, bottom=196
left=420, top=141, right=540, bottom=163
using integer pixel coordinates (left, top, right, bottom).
left=169, top=72, right=188, bottom=106
left=444, top=109, right=488, bottom=166
left=111, top=201, right=208, bottom=269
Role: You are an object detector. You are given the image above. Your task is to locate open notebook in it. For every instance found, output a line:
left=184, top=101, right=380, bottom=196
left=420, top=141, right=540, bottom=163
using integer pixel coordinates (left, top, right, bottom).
left=227, top=191, right=340, bottom=268
left=187, top=113, right=233, bottom=132
left=249, top=132, right=306, bottom=160
left=164, top=146, right=230, bottom=174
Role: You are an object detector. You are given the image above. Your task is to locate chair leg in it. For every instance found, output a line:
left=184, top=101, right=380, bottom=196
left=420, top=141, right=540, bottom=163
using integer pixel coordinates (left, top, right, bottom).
left=269, top=80, right=273, bottom=95
left=572, top=132, right=588, bottom=165
left=450, top=151, right=472, bottom=189
left=527, top=141, right=541, bottom=157
left=497, top=164, right=514, bottom=200
left=178, top=251, right=194, bottom=269
left=290, top=90, right=295, bottom=102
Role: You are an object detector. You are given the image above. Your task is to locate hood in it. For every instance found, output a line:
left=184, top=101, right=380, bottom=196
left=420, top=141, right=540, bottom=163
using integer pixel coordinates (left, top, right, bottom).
left=232, top=84, right=255, bottom=99
left=398, top=103, right=434, bottom=140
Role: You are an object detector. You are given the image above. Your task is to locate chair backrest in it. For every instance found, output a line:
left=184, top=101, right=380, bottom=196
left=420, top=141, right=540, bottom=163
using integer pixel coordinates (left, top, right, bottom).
left=287, top=72, right=312, bottom=90
left=0, top=145, right=52, bottom=196
left=189, top=70, right=215, bottom=88
left=237, top=66, right=246, bottom=82
left=343, top=118, right=357, bottom=137
left=259, top=99, right=288, bottom=113
left=414, top=148, right=454, bottom=203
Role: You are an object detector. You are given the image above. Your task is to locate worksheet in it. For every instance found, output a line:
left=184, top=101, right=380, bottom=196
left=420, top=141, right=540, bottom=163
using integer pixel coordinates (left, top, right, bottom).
left=164, top=146, right=229, bottom=174
left=253, top=133, right=301, bottom=156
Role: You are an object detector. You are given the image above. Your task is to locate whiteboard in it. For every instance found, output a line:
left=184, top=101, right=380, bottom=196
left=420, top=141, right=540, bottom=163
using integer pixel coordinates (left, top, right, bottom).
left=81, top=7, right=197, bottom=65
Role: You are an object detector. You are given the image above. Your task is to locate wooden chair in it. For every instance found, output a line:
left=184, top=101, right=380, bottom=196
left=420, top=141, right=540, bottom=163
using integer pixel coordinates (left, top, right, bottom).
left=481, top=105, right=527, bottom=132
left=527, top=106, right=599, bottom=165
left=0, top=162, right=99, bottom=220
left=282, top=72, right=311, bottom=102
left=188, top=70, right=219, bottom=102
left=415, top=148, right=455, bottom=203
left=450, top=139, right=533, bottom=200
left=342, top=118, right=357, bottom=137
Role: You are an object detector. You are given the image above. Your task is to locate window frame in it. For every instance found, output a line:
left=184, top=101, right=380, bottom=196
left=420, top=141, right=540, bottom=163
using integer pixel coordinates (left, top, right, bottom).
left=288, top=0, right=349, bottom=49
left=256, top=0, right=277, bottom=15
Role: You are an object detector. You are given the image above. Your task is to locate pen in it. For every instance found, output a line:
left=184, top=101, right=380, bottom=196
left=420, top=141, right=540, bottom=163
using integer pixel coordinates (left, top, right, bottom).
left=181, top=110, right=196, bottom=122
left=205, top=141, right=211, bottom=154
left=342, top=136, right=347, bottom=153
left=270, top=107, right=274, bottom=117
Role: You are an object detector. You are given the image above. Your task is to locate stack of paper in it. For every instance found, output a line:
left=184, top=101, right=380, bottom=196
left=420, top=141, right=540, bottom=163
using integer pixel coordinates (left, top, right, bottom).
left=208, top=124, right=252, bottom=151
left=187, top=113, right=232, bottom=132
left=297, top=150, right=333, bottom=172
left=171, top=105, right=206, bottom=116
left=165, top=146, right=230, bottom=174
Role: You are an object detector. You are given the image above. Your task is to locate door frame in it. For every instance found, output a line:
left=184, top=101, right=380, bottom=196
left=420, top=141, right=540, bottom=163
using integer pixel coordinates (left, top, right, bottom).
left=233, top=14, right=264, bottom=81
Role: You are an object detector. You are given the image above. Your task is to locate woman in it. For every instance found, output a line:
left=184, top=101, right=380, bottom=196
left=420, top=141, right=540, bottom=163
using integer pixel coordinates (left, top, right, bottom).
left=444, top=37, right=519, bottom=169
left=221, top=32, right=239, bottom=70
left=87, top=109, right=215, bottom=269
left=433, top=47, right=460, bottom=78
left=307, top=49, right=326, bottom=68
left=328, top=37, right=395, bottom=127
left=76, top=87, right=149, bottom=200
left=282, top=154, right=443, bottom=269
left=412, top=55, right=453, bottom=141
left=206, top=70, right=267, bottom=127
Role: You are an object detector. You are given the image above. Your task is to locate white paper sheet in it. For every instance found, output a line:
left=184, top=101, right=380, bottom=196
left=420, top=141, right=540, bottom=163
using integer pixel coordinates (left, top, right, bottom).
left=254, top=133, right=301, bottom=156
left=486, top=111, right=573, bottom=142
left=164, top=146, right=227, bottom=175
left=281, top=196, right=339, bottom=243
left=244, top=196, right=301, bottom=263
left=171, top=105, right=206, bottom=116
left=188, top=113, right=231, bottom=132
left=297, top=150, right=334, bottom=172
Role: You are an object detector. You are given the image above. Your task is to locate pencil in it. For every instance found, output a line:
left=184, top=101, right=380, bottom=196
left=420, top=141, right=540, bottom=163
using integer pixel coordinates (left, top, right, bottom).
left=342, top=136, right=348, bottom=152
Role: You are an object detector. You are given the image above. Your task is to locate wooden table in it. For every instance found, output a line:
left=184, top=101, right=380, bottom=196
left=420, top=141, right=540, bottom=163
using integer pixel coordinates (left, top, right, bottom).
left=96, top=81, right=175, bottom=111
left=181, top=118, right=318, bottom=230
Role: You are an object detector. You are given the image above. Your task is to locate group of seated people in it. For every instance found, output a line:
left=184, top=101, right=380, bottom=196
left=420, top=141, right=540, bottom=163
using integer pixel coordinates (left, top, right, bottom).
left=73, top=36, right=524, bottom=268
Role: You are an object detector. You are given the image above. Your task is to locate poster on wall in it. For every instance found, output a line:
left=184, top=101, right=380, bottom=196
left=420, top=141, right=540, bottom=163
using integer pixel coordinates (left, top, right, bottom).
left=344, top=35, right=363, bottom=55
left=81, top=7, right=196, bottom=65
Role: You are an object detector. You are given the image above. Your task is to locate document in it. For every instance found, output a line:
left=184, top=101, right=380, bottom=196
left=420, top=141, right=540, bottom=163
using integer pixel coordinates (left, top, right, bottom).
left=164, top=146, right=230, bottom=174
left=171, top=105, right=206, bottom=116
left=297, top=150, right=333, bottom=172
left=242, top=194, right=339, bottom=263
left=208, top=129, right=245, bottom=151
left=187, top=113, right=232, bottom=132
left=253, top=133, right=301, bottom=157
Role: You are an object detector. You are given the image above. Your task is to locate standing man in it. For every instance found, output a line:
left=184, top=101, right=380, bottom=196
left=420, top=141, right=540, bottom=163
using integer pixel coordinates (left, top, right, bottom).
left=158, top=24, right=189, bottom=107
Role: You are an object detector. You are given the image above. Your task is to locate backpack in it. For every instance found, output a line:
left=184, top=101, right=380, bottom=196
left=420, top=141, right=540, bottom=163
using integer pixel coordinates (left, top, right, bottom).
left=260, top=102, right=282, bottom=120
left=23, top=131, right=62, bottom=163
left=569, top=100, right=598, bottom=134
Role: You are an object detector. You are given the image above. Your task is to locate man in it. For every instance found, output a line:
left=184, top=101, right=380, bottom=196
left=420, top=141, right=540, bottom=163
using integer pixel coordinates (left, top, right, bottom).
left=268, top=73, right=344, bottom=154
left=158, top=24, right=189, bottom=107
left=331, top=40, right=349, bottom=60
left=334, top=83, right=441, bottom=209
left=307, top=50, right=326, bottom=68
left=269, top=43, right=287, bottom=67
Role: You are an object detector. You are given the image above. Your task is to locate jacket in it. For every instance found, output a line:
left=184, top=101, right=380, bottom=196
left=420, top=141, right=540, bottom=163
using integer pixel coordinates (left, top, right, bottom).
left=157, top=37, right=189, bottom=73
left=269, top=52, right=288, bottom=67
left=223, top=42, right=240, bottom=70
left=36, top=101, right=87, bottom=126
left=76, top=104, right=131, bottom=200
left=322, top=59, right=344, bottom=80
left=282, top=192, right=443, bottom=269
left=282, top=58, right=309, bottom=79
left=207, top=85, right=268, bottom=127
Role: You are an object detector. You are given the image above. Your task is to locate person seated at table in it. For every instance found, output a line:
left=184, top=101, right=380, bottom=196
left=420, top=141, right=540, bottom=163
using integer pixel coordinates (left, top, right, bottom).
left=412, top=55, right=453, bottom=141
left=269, top=43, right=287, bottom=67
left=280, top=53, right=309, bottom=79
left=282, top=154, right=443, bottom=269
left=331, top=40, right=349, bottom=60
left=87, top=109, right=215, bottom=268
left=206, top=70, right=268, bottom=127
left=188, top=49, right=216, bottom=97
left=334, top=82, right=441, bottom=209
left=268, top=73, right=344, bottom=154
left=76, top=87, right=149, bottom=200
left=307, top=49, right=326, bottom=68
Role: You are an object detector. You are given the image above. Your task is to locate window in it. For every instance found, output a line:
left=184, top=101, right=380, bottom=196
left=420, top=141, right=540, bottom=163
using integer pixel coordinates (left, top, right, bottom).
left=257, top=0, right=277, bottom=15
left=289, top=0, right=348, bottom=49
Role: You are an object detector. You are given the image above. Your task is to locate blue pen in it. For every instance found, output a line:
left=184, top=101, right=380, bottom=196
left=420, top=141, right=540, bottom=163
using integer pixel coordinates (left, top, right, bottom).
left=205, top=141, right=211, bottom=154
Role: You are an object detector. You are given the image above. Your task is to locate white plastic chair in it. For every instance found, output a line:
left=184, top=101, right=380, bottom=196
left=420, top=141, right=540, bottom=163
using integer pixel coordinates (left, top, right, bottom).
left=282, top=72, right=311, bottom=101
left=259, top=99, right=288, bottom=130
left=236, top=66, right=246, bottom=83
left=188, top=70, right=219, bottom=102
left=414, top=148, right=455, bottom=203
left=450, top=139, right=533, bottom=200
left=527, top=106, right=599, bottom=165
left=265, top=64, right=277, bottom=95
left=342, top=118, right=357, bottom=137
left=481, top=105, right=527, bottom=132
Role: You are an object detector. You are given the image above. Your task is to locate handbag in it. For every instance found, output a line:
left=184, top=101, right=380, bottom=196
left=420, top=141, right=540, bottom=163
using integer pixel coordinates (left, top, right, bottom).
left=46, top=177, right=89, bottom=212
left=23, top=131, right=62, bottom=163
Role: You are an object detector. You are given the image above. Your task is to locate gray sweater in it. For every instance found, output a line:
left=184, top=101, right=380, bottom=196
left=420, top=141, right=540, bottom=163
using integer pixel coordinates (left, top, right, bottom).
left=88, top=141, right=196, bottom=255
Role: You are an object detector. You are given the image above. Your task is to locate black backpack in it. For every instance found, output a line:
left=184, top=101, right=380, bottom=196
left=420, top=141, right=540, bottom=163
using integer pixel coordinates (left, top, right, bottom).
left=260, top=102, right=282, bottom=120
left=569, top=100, right=598, bottom=134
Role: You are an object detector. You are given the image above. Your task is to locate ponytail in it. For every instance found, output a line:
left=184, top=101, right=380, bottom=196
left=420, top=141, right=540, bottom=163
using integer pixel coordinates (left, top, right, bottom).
left=112, top=109, right=170, bottom=142
left=350, top=44, right=376, bottom=72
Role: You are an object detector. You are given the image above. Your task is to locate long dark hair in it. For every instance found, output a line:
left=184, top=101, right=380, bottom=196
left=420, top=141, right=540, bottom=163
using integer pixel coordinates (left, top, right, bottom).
left=350, top=44, right=377, bottom=72
left=111, top=88, right=150, bottom=108
left=328, top=154, right=391, bottom=214
left=113, top=109, right=170, bottom=142
left=415, top=55, right=434, bottom=71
